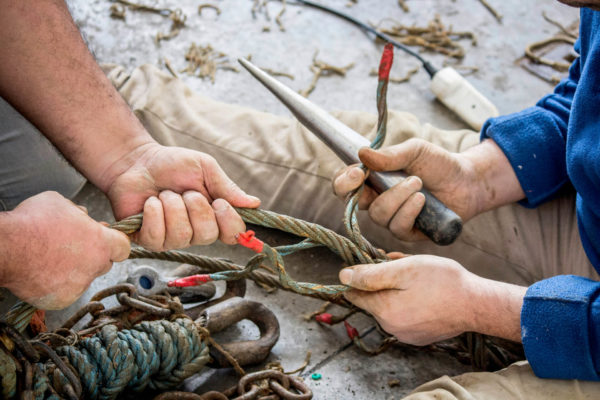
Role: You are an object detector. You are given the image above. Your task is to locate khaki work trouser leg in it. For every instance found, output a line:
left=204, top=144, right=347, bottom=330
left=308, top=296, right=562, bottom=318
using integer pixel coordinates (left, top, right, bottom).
left=105, top=64, right=600, bottom=400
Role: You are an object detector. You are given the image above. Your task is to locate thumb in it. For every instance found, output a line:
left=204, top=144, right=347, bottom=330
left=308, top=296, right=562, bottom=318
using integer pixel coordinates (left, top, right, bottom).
left=102, top=226, right=131, bottom=262
left=205, top=160, right=261, bottom=209
left=358, top=139, right=427, bottom=172
left=339, top=259, right=413, bottom=291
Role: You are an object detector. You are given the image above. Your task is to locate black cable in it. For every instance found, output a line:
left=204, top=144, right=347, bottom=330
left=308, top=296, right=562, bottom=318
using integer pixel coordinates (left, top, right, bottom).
left=294, top=0, right=438, bottom=77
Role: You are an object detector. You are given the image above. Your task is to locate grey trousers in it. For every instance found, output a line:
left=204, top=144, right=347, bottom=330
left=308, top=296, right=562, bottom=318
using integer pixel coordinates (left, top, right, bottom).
left=0, top=96, right=85, bottom=313
left=0, top=96, right=85, bottom=211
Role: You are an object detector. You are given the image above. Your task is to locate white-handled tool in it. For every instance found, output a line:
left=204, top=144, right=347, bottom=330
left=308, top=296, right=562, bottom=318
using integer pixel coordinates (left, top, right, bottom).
left=296, top=0, right=499, bottom=131
left=430, top=67, right=499, bottom=130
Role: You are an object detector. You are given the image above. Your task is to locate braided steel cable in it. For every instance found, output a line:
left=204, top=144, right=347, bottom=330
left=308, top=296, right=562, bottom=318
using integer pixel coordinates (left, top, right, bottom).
left=127, top=248, right=351, bottom=305
left=111, top=46, right=398, bottom=301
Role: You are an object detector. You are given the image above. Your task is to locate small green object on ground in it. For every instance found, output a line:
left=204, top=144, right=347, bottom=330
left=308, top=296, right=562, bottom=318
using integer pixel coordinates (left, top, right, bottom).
left=311, top=373, right=322, bottom=380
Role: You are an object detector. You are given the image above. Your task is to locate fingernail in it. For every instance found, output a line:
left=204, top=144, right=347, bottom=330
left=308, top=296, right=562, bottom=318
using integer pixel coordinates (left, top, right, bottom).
left=213, top=199, right=228, bottom=212
left=146, top=196, right=159, bottom=206
left=248, top=195, right=260, bottom=203
left=407, top=176, right=421, bottom=188
left=348, top=168, right=362, bottom=181
left=339, top=268, right=353, bottom=285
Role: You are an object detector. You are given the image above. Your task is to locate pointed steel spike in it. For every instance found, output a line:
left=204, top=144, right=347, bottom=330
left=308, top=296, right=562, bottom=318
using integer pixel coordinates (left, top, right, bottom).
left=238, top=57, right=403, bottom=193
left=238, top=58, right=463, bottom=245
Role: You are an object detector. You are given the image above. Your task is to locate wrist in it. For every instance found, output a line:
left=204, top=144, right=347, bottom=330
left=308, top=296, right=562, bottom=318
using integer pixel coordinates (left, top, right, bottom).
left=461, top=139, right=525, bottom=213
left=466, top=274, right=526, bottom=342
left=95, top=139, right=159, bottom=193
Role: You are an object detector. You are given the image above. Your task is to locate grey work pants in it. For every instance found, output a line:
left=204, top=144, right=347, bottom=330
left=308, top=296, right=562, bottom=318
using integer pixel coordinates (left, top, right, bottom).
left=0, top=96, right=85, bottom=313
left=0, top=97, right=85, bottom=211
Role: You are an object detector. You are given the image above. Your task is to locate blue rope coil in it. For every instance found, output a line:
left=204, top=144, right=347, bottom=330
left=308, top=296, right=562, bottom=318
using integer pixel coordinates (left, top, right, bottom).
left=30, top=318, right=209, bottom=400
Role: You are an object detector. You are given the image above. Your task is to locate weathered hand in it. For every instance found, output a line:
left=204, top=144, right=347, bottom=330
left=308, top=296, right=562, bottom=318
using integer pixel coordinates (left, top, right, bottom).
left=106, top=143, right=260, bottom=251
left=339, top=255, right=482, bottom=345
left=1, top=192, right=130, bottom=310
left=333, top=139, right=484, bottom=241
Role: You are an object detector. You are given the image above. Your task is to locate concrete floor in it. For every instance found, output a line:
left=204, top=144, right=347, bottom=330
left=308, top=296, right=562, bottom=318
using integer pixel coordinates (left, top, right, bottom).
left=48, top=0, right=579, bottom=398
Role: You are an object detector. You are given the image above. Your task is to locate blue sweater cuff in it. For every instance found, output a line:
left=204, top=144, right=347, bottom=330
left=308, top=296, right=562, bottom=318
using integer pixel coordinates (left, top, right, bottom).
left=521, top=275, right=600, bottom=380
left=480, top=107, right=569, bottom=207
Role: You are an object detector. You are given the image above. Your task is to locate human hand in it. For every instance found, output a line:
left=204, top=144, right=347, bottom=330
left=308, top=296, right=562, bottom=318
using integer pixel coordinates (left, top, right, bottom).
left=339, top=255, right=481, bottom=345
left=333, top=139, right=485, bottom=241
left=339, top=255, right=526, bottom=344
left=105, top=143, right=260, bottom=251
left=0, top=192, right=130, bottom=310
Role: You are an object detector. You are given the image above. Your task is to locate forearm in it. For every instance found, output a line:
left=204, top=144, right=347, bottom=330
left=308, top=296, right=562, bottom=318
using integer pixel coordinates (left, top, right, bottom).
left=0, top=212, right=16, bottom=287
left=468, top=276, right=526, bottom=342
left=0, top=0, right=154, bottom=192
left=462, top=139, right=525, bottom=213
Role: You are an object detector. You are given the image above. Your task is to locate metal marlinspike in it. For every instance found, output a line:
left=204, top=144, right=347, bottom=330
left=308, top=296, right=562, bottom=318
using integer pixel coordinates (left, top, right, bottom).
left=238, top=57, right=463, bottom=245
left=238, top=58, right=368, bottom=167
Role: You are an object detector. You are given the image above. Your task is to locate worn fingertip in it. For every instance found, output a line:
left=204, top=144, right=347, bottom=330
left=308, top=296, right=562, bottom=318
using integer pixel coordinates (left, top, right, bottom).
left=145, top=195, right=161, bottom=208
left=104, top=227, right=131, bottom=262
left=413, top=191, right=426, bottom=206
left=348, top=167, right=364, bottom=183
left=408, top=175, right=423, bottom=189
left=241, top=194, right=261, bottom=208
left=358, top=147, right=382, bottom=169
left=339, top=268, right=353, bottom=285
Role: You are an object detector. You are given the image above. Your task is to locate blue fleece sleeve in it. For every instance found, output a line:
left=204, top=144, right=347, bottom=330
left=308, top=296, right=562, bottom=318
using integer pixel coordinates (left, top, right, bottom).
left=522, top=275, right=600, bottom=380
left=480, top=42, right=582, bottom=207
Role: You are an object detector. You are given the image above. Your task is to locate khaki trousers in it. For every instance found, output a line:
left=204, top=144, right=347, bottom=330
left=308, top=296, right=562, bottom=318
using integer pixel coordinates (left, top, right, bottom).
left=106, top=64, right=600, bottom=399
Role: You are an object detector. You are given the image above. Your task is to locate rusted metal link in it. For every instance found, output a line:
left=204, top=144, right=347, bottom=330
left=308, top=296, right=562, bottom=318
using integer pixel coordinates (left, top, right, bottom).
left=60, top=283, right=140, bottom=329
left=153, top=391, right=228, bottom=400
left=0, top=322, right=40, bottom=362
left=270, top=375, right=312, bottom=400
left=89, top=283, right=136, bottom=301
left=93, top=304, right=130, bottom=319
left=22, top=358, right=33, bottom=399
left=200, top=297, right=279, bottom=368
left=238, top=370, right=290, bottom=395
left=185, top=279, right=247, bottom=321
left=60, top=302, right=105, bottom=330
left=117, top=293, right=172, bottom=317
left=232, top=385, right=262, bottom=400
left=77, top=319, right=119, bottom=337
left=32, top=341, right=83, bottom=398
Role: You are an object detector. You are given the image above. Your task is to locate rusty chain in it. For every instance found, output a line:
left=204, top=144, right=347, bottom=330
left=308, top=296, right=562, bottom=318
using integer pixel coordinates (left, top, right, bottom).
left=154, top=369, right=312, bottom=400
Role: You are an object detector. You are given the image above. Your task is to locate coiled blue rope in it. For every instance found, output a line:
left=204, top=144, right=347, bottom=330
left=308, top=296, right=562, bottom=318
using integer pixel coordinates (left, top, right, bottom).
left=29, top=318, right=209, bottom=400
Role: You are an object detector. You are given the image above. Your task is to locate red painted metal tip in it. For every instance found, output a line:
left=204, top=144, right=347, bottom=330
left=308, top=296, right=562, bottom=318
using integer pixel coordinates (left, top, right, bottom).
left=168, top=274, right=212, bottom=287
left=236, top=230, right=264, bottom=253
left=315, top=313, right=333, bottom=325
left=344, top=320, right=359, bottom=340
left=378, top=43, right=394, bottom=80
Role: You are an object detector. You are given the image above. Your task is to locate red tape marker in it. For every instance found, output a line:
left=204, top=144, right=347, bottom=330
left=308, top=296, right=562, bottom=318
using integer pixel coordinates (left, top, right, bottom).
left=378, top=43, right=394, bottom=80
left=315, top=313, right=333, bottom=325
left=236, top=230, right=264, bottom=253
left=344, top=320, right=359, bottom=340
left=168, top=274, right=212, bottom=287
